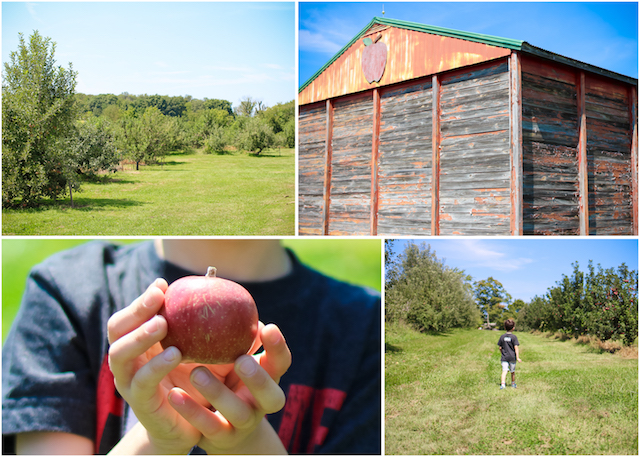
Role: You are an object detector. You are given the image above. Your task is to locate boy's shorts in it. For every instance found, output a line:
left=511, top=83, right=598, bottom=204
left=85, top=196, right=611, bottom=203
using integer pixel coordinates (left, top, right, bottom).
left=501, top=361, right=516, bottom=372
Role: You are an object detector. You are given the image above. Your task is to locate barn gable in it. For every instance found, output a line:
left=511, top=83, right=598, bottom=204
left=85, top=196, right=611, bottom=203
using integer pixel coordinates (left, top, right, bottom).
left=298, top=17, right=638, bottom=236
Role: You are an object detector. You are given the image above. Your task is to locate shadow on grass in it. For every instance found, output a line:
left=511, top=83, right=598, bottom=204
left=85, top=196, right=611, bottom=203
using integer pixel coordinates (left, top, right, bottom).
left=155, top=160, right=187, bottom=166
left=64, top=198, right=145, bottom=211
left=4, top=197, right=145, bottom=213
left=385, top=343, right=403, bottom=353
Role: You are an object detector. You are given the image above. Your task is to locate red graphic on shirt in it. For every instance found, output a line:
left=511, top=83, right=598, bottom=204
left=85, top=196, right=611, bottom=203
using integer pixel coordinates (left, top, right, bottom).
left=278, top=385, right=347, bottom=453
left=95, top=354, right=124, bottom=454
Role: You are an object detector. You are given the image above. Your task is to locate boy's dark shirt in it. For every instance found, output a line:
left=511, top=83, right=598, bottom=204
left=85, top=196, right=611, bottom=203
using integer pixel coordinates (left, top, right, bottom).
left=497, top=332, right=519, bottom=362
left=2, top=241, right=381, bottom=454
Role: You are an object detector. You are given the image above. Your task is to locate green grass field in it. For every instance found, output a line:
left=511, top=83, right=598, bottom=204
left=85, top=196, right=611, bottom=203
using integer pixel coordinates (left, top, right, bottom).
left=2, top=239, right=381, bottom=342
left=386, top=324, right=638, bottom=455
left=2, top=149, right=295, bottom=235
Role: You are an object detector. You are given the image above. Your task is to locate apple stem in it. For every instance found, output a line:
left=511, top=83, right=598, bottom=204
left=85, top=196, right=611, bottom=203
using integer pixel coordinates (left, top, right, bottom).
left=206, top=266, right=217, bottom=278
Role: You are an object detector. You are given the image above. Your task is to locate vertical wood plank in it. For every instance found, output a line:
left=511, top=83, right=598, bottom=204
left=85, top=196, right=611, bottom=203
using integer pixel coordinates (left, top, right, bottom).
left=509, top=52, right=523, bottom=236
left=577, top=71, right=589, bottom=236
left=322, top=99, right=334, bottom=235
left=431, top=74, right=441, bottom=235
left=630, top=85, right=638, bottom=236
left=371, top=88, right=381, bottom=235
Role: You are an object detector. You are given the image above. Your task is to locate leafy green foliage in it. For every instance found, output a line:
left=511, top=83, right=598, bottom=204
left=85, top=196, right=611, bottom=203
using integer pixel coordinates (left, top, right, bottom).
left=70, top=117, right=120, bottom=176
left=2, top=31, right=77, bottom=206
left=3, top=30, right=294, bottom=207
left=518, top=262, right=638, bottom=346
left=235, top=116, right=275, bottom=155
left=385, top=241, right=481, bottom=332
left=474, top=277, right=513, bottom=325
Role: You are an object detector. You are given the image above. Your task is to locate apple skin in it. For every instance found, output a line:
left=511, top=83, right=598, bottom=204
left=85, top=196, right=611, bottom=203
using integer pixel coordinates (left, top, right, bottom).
left=159, top=268, right=259, bottom=364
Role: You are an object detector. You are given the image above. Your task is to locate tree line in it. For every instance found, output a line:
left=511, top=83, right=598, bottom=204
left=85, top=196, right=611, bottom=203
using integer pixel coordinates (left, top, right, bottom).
left=385, top=240, right=638, bottom=346
left=2, top=31, right=294, bottom=208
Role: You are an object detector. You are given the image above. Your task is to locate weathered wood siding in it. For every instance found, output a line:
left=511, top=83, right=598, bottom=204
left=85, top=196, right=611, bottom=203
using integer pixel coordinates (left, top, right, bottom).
left=377, top=80, right=433, bottom=235
left=299, top=25, right=512, bottom=105
left=438, top=61, right=512, bottom=235
left=521, top=58, right=580, bottom=235
left=297, top=48, right=637, bottom=236
left=328, top=95, right=373, bottom=235
left=298, top=102, right=326, bottom=235
left=585, top=77, right=634, bottom=235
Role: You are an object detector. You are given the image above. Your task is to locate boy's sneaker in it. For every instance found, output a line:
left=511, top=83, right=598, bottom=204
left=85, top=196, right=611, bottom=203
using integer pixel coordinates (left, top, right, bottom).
left=500, top=384, right=505, bottom=389
left=512, top=383, right=517, bottom=388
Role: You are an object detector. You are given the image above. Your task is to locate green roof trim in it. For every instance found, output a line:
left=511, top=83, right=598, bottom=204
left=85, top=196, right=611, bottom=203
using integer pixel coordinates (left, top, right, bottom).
left=299, top=16, right=637, bottom=93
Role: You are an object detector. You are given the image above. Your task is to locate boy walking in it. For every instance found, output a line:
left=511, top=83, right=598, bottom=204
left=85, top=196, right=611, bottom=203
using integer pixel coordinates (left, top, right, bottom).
left=498, top=318, right=522, bottom=389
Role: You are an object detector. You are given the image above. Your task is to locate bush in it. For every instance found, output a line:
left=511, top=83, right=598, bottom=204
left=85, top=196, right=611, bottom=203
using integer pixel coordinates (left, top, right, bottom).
left=518, top=261, right=638, bottom=346
left=385, top=241, right=481, bottom=332
left=2, top=31, right=77, bottom=206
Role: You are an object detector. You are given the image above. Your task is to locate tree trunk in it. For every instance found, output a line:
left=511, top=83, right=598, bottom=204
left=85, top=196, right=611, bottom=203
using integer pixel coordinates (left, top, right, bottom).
left=69, top=182, right=74, bottom=208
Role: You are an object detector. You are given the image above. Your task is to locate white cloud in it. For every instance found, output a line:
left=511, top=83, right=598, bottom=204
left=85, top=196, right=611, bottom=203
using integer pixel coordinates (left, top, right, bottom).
left=298, top=29, right=343, bottom=55
left=446, top=240, right=534, bottom=272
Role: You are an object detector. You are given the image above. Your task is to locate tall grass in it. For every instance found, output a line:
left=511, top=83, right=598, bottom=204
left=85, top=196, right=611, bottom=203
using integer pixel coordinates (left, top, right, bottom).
left=2, top=149, right=295, bottom=235
left=385, top=324, right=638, bottom=455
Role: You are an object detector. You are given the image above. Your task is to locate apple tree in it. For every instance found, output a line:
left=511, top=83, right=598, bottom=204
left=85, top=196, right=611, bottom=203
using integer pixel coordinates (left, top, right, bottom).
left=2, top=31, right=78, bottom=207
left=474, top=277, right=512, bottom=326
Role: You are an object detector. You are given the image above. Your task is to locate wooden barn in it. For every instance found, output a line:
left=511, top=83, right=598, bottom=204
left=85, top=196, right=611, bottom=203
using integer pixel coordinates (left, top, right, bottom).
left=298, top=17, right=638, bottom=236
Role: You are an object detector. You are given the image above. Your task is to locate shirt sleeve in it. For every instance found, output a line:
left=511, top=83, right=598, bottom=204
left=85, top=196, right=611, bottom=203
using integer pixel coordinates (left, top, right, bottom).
left=2, top=264, right=98, bottom=445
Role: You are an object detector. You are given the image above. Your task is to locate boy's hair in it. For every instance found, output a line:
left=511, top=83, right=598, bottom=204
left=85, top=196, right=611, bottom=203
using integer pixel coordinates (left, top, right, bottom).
left=504, top=319, right=515, bottom=331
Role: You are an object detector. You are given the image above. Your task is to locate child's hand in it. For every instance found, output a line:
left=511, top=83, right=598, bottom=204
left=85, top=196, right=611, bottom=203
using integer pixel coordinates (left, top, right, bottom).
left=167, top=323, right=291, bottom=454
left=107, top=279, right=291, bottom=454
left=517, top=357, right=522, bottom=363
left=108, top=279, right=201, bottom=454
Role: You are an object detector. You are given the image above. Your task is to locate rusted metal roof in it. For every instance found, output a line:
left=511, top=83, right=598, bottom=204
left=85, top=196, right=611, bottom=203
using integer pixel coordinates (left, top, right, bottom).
left=300, top=16, right=637, bottom=103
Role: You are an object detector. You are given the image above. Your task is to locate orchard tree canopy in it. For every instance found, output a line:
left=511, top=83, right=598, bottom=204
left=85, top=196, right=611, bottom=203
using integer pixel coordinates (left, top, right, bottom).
left=2, top=31, right=78, bottom=206
left=474, top=277, right=512, bottom=325
left=385, top=242, right=481, bottom=332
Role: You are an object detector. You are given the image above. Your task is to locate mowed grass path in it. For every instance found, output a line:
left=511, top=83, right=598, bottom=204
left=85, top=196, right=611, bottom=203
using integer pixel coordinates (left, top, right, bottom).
left=385, top=325, right=638, bottom=455
left=2, top=149, right=294, bottom=235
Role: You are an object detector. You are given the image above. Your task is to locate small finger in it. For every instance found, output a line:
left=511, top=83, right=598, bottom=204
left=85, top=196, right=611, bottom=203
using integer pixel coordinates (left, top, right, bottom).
left=108, top=279, right=168, bottom=344
left=257, top=324, right=291, bottom=382
left=128, top=345, right=183, bottom=408
left=168, top=388, right=230, bottom=439
left=235, top=355, right=286, bottom=414
left=108, top=314, right=169, bottom=384
left=189, top=367, right=256, bottom=431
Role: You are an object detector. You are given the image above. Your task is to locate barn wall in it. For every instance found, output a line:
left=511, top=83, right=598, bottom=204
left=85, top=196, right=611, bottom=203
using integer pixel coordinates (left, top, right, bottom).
left=377, top=79, right=434, bottom=235
left=298, top=102, right=326, bottom=235
left=521, top=55, right=637, bottom=236
left=521, top=57, right=580, bottom=235
left=298, top=52, right=637, bottom=236
left=438, top=60, right=512, bottom=235
left=328, top=94, right=374, bottom=235
left=585, top=76, right=635, bottom=235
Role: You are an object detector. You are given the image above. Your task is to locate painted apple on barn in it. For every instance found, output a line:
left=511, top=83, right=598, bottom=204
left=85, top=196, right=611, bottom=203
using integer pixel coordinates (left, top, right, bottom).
left=361, top=33, right=387, bottom=83
left=160, top=267, right=259, bottom=364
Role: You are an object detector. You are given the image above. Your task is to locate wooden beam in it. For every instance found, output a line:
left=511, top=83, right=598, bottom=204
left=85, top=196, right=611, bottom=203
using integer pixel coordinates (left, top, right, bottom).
left=370, top=88, right=381, bottom=235
left=509, top=52, right=523, bottom=236
left=576, top=71, right=589, bottom=236
left=322, top=99, right=334, bottom=235
left=431, top=74, right=441, bottom=236
left=630, top=85, right=638, bottom=236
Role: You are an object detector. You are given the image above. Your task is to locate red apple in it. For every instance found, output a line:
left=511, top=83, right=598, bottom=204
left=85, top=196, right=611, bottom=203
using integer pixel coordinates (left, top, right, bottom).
left=160, top=267, right=259, bottom=364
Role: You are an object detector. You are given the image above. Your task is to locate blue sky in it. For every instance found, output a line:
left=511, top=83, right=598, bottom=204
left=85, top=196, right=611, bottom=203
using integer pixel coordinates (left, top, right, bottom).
left=299, top=2, right=638, bottom=86
left=3, top=2, right=295, bottom=107
left=388, top=238, right=639, bottom=303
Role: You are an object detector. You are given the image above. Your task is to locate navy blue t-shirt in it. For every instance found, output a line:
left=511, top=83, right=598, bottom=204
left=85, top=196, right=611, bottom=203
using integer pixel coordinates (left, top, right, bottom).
left=2, top=241, right=381, bottom=454
left=498, top=332, right=520, bottom=362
